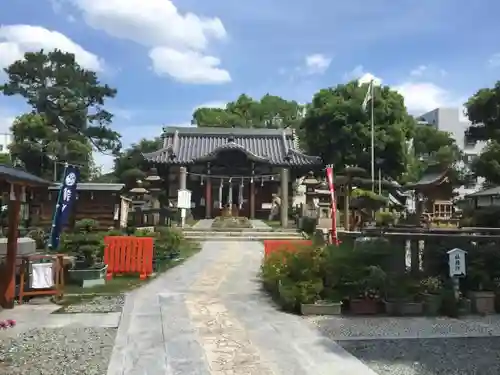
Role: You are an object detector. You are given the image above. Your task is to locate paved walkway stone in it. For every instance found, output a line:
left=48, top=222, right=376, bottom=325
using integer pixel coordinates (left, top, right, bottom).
left=107, top=241, right=377, bottom=375
left=250, top=220, right=271, bottom=229
left=192, top=219, right=214, bottom=229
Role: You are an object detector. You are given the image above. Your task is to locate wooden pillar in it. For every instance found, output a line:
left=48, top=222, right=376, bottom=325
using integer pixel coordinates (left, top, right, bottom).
left=2, top=184, right=22, bottom=309
left=280, top=168, right=289, bottom=228
left=344, top=182, right=350, bottom=231
left=250, top=163, right=255, bottom=219
left=250, top=182, right=255, bottom=219
left=205, top=163, right=212, bottom=218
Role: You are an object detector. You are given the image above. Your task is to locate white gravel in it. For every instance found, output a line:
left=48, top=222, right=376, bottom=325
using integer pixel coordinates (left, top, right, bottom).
left=0, top=327, right=117, bottom=375
left=59, top=295, right=125, bottom=314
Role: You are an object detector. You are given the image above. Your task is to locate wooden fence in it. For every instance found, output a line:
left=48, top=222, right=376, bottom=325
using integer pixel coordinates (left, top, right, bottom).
left=103, top=236, right=154, bottom=280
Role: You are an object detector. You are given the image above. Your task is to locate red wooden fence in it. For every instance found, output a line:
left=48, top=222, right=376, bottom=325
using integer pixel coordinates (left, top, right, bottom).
left=263, top=240, right=313, bottom=257
left=103, top=236, right=154, bottom=280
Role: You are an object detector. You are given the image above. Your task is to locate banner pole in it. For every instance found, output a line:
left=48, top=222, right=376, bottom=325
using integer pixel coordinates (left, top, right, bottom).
left=49, top=162, right=68, bottom=250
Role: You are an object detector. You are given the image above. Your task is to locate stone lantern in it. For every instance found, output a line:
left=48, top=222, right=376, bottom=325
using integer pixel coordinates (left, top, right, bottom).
left=302, top=171, right=321, bottom=217
left=145, top=168, right=163, bottom=225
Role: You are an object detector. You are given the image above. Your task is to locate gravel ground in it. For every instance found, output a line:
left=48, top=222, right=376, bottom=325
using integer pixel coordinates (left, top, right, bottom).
left=58, top=294, right=125, bottom=313
left=0, top=327, right=117, bottom=375
left=339, top=337, right=500, bottom=375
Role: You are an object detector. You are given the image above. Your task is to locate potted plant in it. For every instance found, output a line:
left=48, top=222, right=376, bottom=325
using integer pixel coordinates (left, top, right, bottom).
left=420, top=276, right=443, bottom=315
left=62, top=219, right=107, bottom=288
left=301, top=289, right=342, bottom=315
left=384, top=276, right=423, bottom=316
left=349, top=266, right=386, bottom=315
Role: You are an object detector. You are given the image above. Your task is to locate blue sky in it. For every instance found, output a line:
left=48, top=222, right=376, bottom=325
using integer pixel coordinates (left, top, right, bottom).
left=0, top=0, right=499, bottom=171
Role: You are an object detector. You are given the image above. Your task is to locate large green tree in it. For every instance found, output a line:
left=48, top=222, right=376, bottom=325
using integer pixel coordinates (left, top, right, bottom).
left=464, top=81, right=500, bottom=184
left=193, top=94, right=304, bottom=129
left=113, top=137, right=163, bottom=187
left=1, top=49, right=122, bottom=180
left=9, top=113, right=93, bottom=180
left=301, top=81, right=414, bottom=180
left=402, top=124, right=467, bottom=185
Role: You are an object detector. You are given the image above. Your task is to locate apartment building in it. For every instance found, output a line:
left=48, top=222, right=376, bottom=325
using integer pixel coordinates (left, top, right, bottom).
left=416, top=107, right=485, bottom=197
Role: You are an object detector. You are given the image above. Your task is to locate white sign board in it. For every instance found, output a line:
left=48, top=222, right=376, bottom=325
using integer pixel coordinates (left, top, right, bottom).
left=447, top=248, right=467, bottom=277
left=177, top=189, right=192, bottom=209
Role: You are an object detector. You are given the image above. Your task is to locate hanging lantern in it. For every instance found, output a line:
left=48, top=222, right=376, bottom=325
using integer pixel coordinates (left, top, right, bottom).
left=250, top=177, right=254, bottom=184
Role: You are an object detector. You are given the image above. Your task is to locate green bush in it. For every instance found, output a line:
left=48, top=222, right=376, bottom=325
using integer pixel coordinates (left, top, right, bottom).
left=375, top=211, right=396, bottom=227
left=154, top=227, right=185, bottom=259
left=27, top=228, right=46, bottom=249
left=59, top=219, right=105, bottom=268
left=300, top=217, right=317, bottom=235
left=261, top=246, right=325, bottom=312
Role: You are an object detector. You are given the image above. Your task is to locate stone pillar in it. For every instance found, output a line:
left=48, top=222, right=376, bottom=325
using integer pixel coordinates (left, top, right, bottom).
left=205, top=164, right=212, bottom=218
left=280, top=168, right=289, bottom=228
left=179, top=166, right=187, bottom=227
left=179, top=166, right=187, bottom=190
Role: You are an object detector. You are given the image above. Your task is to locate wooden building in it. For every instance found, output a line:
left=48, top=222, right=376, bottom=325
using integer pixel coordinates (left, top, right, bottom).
left=405, top=165, right=455, bottom=220
left=0, top=165, right=52, bottom=308
left=465, top=186, right=500, bottom=209
left=143, top=127, right=322, bottom=226
left=31, top=183, right=130, bottom=229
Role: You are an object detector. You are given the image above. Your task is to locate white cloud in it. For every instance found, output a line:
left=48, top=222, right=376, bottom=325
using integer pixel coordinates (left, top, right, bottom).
left=346, top=65, right=461, bottom=114
left=0, top=25, right=103, bottom=71
left=73, top=0, right=231, bottom=84
left=346, top=65, right=382, bottom=85
left=393, top=82, right=453, bottom=114
left=410, top=65, right=428, bottom=77
left=149, top=48, right=230, bottom=84
left=304, top=54, right=331, bottom=74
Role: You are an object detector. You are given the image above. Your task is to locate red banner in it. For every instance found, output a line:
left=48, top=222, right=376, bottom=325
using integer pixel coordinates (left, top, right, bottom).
left=326, top=166, right=339, bottom=245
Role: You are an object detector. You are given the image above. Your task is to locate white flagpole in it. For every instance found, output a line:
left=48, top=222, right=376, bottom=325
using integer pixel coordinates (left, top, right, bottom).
left=370, top=80, right=375, bottom=192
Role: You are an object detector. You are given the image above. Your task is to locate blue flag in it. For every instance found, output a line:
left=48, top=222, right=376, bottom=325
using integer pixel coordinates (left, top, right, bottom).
left=49, top=165, right=79, bottom=250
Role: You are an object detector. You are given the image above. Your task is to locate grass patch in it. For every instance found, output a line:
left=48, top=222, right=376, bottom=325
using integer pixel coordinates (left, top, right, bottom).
left=57, top=241, right=201, bottom=306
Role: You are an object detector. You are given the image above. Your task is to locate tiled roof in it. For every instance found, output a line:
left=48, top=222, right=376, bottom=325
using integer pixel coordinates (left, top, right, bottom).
left=466, top=186, right=500, bottom=197
left=143, top=127, right=322, bottom=166
left=49, top=183, right=125, bottom=191
left=0, top=165, right=52, bottom=186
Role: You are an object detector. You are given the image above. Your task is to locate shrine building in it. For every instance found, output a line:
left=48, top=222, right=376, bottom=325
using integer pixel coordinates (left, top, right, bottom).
left=142, top=127, right=322, bottom=224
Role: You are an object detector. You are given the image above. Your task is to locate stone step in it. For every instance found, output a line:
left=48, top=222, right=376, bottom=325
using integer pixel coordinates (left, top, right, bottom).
left=184, top=235, right=305, bottom=241
left=184, top=227, right=298, bottom=233
left=183, top=231, right=303, bottom=237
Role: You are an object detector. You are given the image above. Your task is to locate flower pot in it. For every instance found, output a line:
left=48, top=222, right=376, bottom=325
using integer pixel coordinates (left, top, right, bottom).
left=468, top=291, right=495, bottom=314
left=68, top=264, right=108, bottom=288
left=350, top=298, right=378, bottom=315
left=301, top=301, right=342, bottom=316
left=422, top=293, right=442, bottom=316
left=384, top=300, right=423, bottom=316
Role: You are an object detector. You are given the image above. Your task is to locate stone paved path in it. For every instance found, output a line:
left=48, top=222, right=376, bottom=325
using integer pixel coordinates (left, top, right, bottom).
left=107, top=241, right=377, bottom=375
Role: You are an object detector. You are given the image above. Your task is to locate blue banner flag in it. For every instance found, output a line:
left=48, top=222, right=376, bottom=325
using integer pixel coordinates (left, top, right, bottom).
left=49, top=165, right=79, bottom=250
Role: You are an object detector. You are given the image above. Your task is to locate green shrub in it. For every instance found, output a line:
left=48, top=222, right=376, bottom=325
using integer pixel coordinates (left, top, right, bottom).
left=300, top=217, right=317, bottom=235
left=261, top=246, right=325, bottom=312
left=375, top=211, right=396, bottom=227
left=59, top=219, right=105, bottom=268
left=27, top=228, right=46, bottom=249
left=155, top=227, right=185, bottom=259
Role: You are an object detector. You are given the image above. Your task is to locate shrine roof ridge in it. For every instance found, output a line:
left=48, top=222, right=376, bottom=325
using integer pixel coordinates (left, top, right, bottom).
left=162, top=126, right=295, bottom=137
left=144, top=126, right=321, bottom=166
